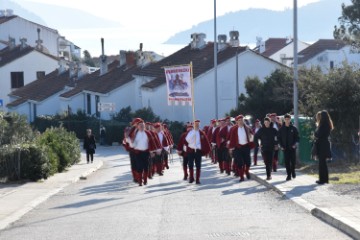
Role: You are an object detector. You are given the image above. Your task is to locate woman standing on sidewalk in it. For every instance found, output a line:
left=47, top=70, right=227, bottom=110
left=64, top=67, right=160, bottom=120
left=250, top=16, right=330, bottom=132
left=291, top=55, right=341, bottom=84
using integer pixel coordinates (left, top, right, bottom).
left=314, top=110, right=334, bottom=184
left=84, top=129, right=96, bottom=164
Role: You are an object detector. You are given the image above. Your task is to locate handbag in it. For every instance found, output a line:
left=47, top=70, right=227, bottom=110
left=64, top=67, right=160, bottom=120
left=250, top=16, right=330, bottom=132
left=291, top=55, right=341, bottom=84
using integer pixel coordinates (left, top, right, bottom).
left=311, top=141, right=318, bottom=160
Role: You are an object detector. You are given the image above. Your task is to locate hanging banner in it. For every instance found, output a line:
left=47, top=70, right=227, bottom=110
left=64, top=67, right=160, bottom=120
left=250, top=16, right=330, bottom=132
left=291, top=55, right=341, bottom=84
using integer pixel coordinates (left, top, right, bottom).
left=164, top=65, right=192, bottom=105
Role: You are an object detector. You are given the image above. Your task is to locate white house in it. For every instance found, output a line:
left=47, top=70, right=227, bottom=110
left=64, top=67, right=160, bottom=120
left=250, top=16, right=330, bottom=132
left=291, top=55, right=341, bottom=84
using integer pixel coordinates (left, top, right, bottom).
left=59, top=50, right=162, bottom=120
left=298, top=39, right=360, bottom=72
left=137, top=32, right=287, bottom=124
left=0, top=9, right=80, bottom=60
left=253, top=37, right=310, bottom=67
left=0, top=42, right=59, bottom=112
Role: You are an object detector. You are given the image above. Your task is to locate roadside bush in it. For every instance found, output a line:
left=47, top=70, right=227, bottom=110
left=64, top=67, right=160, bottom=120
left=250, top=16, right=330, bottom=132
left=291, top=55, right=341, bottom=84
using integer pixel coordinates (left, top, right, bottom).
left=36, top=127, right=80, bottom=172
left=20, top=144, right=51, bottom=181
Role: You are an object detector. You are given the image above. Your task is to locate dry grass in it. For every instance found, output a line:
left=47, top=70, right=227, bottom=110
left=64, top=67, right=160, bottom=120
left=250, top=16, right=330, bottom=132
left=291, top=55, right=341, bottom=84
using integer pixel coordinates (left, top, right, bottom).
left=298, top=161, right=360, bottom=184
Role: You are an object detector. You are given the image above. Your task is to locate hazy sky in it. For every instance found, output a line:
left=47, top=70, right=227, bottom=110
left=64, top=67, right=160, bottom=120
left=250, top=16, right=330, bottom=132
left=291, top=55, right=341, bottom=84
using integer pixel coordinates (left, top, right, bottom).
left=11, top=0, right=321, bottom=56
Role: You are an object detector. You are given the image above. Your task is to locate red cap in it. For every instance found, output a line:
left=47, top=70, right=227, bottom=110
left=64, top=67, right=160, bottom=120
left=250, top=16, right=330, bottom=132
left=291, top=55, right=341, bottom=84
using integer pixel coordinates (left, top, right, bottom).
left=255, top=119, right=260, bottom=123
left=270, top=113, right=277, bottom=117
left=194, top=120, right=200, bottom=123
left=153, top=123, right=161, bottom=128
left=235, top=115, right=244, bottom=121
left=145, top=122, right=152, bottom=125
left=131, top=118, right=143, bottom=126
left=210, top=119, right=217, bottom=124
left=186, top=123, right=193, bottom=128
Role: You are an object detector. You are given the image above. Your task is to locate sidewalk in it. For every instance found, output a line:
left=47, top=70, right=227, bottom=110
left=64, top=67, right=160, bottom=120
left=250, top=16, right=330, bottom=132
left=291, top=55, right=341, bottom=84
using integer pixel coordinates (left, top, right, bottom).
left=0, top=149, right=103, bottom=231
left=250, top=160, right=360, bottom=240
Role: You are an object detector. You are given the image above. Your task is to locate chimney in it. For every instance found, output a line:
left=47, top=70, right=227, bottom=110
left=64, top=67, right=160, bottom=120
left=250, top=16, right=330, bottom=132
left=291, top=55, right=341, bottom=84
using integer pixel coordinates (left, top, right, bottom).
left=76, top=62, right=87, bottom=79
left=19, top=37, right=27, bottom=50
left=138, top=43, right=144, bottom=67
left=58, top=59, right=67, bottom=75
left=119, top=50, right=126, bottom=67
left=35, top=28, right=43, bottom=51
left=256, top=37, right=265, bottom=54
left=69, top=62, right=78, bottom=79
left=6, top=9, right=14, bottom=16
left=190, top=33, right=206, bottom=49
left=99, top=38, right=108, bottom=75
left=125, top=51, right=136, bottom=68
left=8, top=36, right=15, bottom=49
left=229, top=31, right=239, bottom=47
left=217, top=34, right=227, bottom=51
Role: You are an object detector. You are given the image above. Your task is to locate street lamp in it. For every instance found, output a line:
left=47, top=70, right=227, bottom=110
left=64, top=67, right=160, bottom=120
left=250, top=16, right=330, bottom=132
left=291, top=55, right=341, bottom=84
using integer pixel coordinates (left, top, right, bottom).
left=214, top=0, right=218, bottom=119
left=293, top=0, right=299, bottom=129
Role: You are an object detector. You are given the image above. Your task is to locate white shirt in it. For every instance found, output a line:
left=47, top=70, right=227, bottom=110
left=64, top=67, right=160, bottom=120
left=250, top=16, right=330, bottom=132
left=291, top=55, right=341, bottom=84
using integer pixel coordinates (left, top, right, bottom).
left=237, top=126, right=248, bottom=145
left=186, top=129, right=201, bottom=150
left=254, top=127, right=260, bottom=134
left=273, top=122, right=279, bottom=130
left=133, top=130, right=148, bottom=151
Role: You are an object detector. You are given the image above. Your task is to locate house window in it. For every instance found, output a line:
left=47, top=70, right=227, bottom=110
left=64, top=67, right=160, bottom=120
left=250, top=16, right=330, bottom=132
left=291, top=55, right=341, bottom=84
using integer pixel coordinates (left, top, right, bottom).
left=330, top=61, right=334, bottom=70
left=95, top=95, right=100, bottom=117
left=11, top=72, right=24, bottom=89
left=36, top=71, right=45, bottom=79
left=87, top=94, right=91, bottom=115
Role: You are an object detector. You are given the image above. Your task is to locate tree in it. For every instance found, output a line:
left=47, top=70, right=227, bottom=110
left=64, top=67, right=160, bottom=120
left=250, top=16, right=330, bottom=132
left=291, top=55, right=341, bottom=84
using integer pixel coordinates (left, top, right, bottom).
left=298, top=64, right=360, bottom=161
left=83, top=50, right=95, bottom=67
left=228, top=69, right=293, bottom=120
left=334, top=0, right=360, bottom=49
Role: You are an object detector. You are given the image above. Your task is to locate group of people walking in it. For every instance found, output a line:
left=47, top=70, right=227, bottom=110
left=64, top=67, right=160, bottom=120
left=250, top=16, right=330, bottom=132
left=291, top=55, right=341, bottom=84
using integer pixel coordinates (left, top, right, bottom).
left=201, top=113, right=299, bottom=182
left=122, top=118, right=174, bottom=186
left=118, top=110, right=333, bottom=187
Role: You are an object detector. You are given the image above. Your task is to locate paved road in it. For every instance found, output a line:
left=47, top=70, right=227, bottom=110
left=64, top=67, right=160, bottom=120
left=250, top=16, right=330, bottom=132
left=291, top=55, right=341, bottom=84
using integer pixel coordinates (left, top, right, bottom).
left=0, top=147, right=352, bottom=240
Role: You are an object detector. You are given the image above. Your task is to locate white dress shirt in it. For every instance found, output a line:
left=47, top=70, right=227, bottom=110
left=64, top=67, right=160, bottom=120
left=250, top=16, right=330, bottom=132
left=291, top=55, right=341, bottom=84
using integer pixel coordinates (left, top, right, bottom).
left=186, top=129, right=201, bottom=150
left=237, top=126, right=248, bottom=145
left=133, top=130, right=148, bottom=151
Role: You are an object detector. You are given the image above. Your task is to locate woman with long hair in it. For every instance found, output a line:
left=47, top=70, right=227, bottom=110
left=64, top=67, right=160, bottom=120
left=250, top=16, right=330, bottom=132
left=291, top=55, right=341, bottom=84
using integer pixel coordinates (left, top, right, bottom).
left=314, top=110, right=334, bottom=184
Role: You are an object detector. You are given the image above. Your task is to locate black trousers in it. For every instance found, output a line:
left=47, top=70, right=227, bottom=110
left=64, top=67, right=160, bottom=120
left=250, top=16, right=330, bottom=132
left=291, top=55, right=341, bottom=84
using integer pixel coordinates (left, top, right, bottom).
left=318, top=156, right=329, bottom=183
left=182, top=155, right=189, bottom=168
left=233, top=145, right=251, bottom=168
left=129, top=151, right=136, bottom=170
left=217, top=147, right=226, bottom=163
left=135, top=151, right=150, bottom=172
left=188, top=151, right=202, bottom=170
left=86, top=151, right=94, bottom=162
left=284, top=149, right=296, bottom=177
left=262, top=150, right=273, bottom=177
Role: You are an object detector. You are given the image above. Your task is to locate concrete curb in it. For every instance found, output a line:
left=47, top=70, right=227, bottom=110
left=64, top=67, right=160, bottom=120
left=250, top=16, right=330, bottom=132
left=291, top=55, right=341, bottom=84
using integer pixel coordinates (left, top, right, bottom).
left=311, top=208, right=360, bottom=240
left=0, top=160, right=103, bottom=231
left=250, top=171, right=359, bottom=239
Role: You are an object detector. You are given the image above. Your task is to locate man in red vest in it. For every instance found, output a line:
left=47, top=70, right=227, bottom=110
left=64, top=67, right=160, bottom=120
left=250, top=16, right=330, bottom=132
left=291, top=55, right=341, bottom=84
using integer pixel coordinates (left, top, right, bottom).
left=228, top=115, right=254, bottom=182
left=185, top=120, right=211, bottom=184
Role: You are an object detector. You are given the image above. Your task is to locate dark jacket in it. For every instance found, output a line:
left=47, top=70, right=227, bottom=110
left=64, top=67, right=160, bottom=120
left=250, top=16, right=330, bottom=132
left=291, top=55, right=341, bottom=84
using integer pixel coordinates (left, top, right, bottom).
left=84, top=134, right=96, bottom=154
left=315, top=124, right=332, bottom=159
left=254, top=127, right=278, bottom=151
left=278, top=124, right=299, bottom=150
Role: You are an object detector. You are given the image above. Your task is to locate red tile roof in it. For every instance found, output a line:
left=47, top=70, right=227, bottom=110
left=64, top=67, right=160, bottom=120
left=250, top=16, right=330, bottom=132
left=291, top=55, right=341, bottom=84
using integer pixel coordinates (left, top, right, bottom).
left=298, top=39, right=346, bottom=64
left=137, top=43, right=248, bottom=89
left=254, top=38, right=290, bottom=57
left=0, top=15, right=17, bottom=24
left=0, top=45, right=58, bottom=67
left=60, top=60, right=137, bottom=98
left=7, top=70, right=70, bottom=107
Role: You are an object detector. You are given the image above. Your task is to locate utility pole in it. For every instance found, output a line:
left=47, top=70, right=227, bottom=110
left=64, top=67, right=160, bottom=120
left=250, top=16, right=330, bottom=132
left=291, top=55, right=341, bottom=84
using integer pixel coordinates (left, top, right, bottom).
left=214, top=0, right=218, bottom=119
left=293, top=0, right=299, bottom=129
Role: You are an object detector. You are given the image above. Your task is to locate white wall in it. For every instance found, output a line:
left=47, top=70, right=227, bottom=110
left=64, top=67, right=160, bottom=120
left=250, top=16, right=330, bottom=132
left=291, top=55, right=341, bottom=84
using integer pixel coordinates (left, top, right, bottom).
left=0, top=17, right=59, bottom=56
left=300, top=46, right=360, bottom=73
left=140, top=49, right=284, bottom=124
left=0, top=51, right=58, bottom=110
left=270, top=41, right=310, bottom=66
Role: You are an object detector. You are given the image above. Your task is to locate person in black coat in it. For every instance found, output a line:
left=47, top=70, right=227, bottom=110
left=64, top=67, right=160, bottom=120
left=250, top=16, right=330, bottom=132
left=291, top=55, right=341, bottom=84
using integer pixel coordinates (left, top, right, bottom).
left=314, top=110, right=334, bottom=184
left=278, top=114, right=300, bottom=181
left=84, top=129, right=96, bottom=163
left=254, top=117, right=278, bottom=180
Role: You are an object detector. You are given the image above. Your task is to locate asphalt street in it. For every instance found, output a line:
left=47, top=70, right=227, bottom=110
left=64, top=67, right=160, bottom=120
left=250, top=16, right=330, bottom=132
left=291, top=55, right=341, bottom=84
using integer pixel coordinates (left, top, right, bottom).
left=0, top=147, right=352, bottom=240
